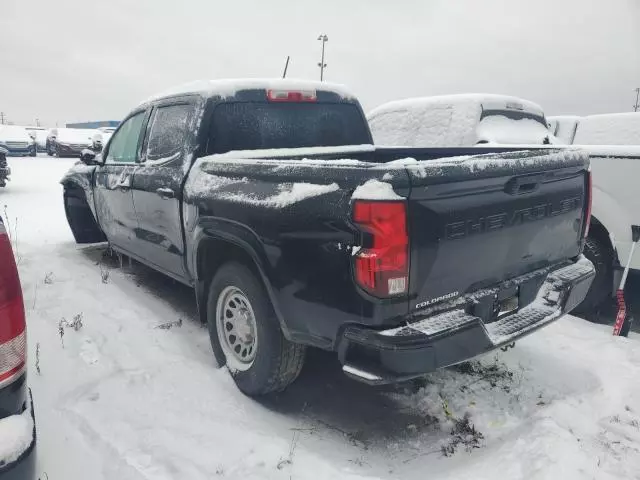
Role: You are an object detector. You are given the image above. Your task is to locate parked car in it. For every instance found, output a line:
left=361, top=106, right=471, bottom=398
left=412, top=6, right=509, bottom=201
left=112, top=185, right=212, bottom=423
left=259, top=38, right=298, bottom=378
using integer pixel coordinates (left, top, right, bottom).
left=25, top=128, right=48, bottom=153
left=551, top=113, right=640, bottom=311
left=368, top=94, right=555, bottom=147
left=547, top=115, right=582, bottom=145
left=46, top=128, right=96, bottom=157
left=0, top=215, right=37, bottom=478
left=0, top=147, right=9, bottom=188
left=90, top=130, right=113, bottom=153
left=61, top=79, right=594, bottom=395
left=0, top=126, right=36, bottom=157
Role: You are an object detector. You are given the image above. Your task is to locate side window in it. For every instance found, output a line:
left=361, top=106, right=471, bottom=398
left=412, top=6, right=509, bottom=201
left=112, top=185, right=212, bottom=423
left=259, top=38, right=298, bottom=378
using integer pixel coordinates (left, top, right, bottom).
left=145, top=104, right=194, bottom=162
left=105, top=112, right=146, bottom=164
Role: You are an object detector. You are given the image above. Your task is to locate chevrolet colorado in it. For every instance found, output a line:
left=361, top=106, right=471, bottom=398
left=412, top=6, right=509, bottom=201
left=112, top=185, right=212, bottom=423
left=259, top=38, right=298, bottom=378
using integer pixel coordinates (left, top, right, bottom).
left=61, top=79, right=595, bottom=395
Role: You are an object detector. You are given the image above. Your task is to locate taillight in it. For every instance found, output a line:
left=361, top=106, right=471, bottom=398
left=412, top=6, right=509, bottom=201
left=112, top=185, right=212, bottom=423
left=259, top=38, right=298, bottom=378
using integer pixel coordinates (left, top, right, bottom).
left=352, top=201, right=408, bottom=297
left=0, top=222, right=26, bottom=386
left=583, top=169, right=592, bottom=238
left=266, top=89, right=317, bottom=102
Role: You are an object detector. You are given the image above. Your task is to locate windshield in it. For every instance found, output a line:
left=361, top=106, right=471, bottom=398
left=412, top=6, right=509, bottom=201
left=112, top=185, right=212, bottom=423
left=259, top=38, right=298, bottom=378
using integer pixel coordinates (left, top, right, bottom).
left=477, top=108, right=551, bottom=144
left=479, top=108, right=547, bottom=127
left=207, top=102, right=371, bottom=154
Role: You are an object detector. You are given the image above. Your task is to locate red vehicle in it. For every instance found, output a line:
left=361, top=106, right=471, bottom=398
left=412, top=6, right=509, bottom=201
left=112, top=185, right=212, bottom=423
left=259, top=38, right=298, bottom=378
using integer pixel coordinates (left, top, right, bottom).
left=0, top=216, right=36, bottom=478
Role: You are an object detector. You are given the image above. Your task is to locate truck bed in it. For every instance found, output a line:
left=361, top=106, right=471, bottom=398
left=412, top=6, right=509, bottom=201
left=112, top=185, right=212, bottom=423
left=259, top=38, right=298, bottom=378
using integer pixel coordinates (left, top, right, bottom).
left=185, top=146, right=590, bottom=352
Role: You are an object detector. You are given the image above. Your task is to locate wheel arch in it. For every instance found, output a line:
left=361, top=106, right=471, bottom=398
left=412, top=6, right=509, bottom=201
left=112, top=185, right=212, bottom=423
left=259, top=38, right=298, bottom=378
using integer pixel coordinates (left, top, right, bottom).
left=193, top=231, right=290, bottom=340
left=62, top=176, right=105, bottom=244
left=589, top=214, right=619, bottom=266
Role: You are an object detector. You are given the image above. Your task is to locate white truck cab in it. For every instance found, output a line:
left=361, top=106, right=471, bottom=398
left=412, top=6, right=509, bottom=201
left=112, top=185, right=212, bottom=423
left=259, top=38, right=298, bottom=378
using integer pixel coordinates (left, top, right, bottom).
left=563, top=113, right=640, bottom=310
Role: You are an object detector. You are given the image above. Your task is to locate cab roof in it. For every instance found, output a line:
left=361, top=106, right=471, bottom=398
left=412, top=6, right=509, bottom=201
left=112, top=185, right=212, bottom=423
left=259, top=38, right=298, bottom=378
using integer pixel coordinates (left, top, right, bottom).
left=141, top=78, right=356, bottom=106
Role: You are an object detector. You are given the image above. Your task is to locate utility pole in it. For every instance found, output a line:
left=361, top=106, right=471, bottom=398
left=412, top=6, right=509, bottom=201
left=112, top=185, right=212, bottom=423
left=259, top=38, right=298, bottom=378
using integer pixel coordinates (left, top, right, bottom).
left=35, top=118, right=40, bottom=127
left=317, top=34, right=328, bottom=81
left=0, top=112, right=5, bottom=125
left=282, top=56, right=290, bottom=79
left=634, top=88, right=640, bottom=112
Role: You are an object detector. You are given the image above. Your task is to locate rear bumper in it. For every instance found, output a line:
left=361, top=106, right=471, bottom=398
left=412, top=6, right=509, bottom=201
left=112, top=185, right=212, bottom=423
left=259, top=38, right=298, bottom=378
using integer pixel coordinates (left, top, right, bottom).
left=337, top=256, right=595, bottom=385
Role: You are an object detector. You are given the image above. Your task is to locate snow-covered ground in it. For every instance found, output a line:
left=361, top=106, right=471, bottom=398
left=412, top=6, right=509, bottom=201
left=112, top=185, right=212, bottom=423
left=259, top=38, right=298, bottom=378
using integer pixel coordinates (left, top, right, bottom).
left=2, top=155, right=640, bottom=479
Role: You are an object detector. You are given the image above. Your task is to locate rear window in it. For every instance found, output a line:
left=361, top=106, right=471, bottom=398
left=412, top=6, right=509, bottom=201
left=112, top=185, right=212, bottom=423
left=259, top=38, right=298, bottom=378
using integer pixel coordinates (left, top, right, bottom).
left=146, top=103, right=194, bottom=161
left=206, top=102, right=371, bottom=154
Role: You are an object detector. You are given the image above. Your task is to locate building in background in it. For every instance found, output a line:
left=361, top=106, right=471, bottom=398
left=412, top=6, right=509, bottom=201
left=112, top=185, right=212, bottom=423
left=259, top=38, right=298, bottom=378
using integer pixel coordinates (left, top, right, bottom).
left=66, top=120, right=120, bottom=129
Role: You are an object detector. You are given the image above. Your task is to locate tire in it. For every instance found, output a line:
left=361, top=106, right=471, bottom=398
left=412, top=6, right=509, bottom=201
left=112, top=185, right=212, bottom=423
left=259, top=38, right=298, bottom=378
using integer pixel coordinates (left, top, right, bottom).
left=207, top=262, right=305, bottom=395
left=574, top=235, right=613, bottom=314
left=29, top=146, right=37, bottom=157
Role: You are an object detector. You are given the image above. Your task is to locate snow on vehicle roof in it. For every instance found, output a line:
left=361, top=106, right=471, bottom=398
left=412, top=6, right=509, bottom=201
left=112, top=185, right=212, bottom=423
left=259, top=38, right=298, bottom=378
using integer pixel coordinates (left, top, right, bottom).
left=142, top=78, right=356, bottom=105
left=573, top=112, right=640, bottom=146
left=368, top=93, right=545, bottom=118
left=55, top=128, right=98, bottom=144
left=548, top=115, right=582, bottom=123
left=0, top=125, right=32, bottom=142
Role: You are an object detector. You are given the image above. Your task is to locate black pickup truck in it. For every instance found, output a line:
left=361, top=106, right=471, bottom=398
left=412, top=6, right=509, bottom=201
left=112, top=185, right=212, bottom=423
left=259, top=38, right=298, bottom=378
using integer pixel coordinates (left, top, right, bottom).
left=61, top=79, right=595, bottom=395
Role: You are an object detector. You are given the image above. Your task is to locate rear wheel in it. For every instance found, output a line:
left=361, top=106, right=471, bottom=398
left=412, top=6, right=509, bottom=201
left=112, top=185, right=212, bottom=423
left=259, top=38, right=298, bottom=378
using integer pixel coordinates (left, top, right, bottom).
left=575, top=235, right=613, bottom=314
left=207, top=262, right=305, bottom=395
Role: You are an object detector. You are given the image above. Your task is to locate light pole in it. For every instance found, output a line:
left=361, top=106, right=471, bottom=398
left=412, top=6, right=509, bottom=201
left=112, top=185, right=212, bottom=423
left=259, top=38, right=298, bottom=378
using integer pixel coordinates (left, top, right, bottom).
left=317, top=34, right=328, bottom=81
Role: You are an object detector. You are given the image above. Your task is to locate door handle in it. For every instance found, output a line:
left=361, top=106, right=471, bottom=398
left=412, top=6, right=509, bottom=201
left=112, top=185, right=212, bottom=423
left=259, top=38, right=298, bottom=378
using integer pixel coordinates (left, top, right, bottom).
left=156, top=187, right=175, bottom=199
left=115, top=179, right=131, bottom=191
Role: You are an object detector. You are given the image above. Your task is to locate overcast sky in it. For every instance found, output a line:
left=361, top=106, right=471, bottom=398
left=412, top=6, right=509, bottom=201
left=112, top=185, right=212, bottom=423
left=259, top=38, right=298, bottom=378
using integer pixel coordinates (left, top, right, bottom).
left=2, top=0, right=639, bottom=127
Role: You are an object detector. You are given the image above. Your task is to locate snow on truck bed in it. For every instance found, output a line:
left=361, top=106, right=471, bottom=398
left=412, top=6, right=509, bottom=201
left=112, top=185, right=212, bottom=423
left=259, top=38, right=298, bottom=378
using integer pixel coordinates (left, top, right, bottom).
left=4, top=156, right=640, bottom=480
left=185, top=147, right=587, bottom=207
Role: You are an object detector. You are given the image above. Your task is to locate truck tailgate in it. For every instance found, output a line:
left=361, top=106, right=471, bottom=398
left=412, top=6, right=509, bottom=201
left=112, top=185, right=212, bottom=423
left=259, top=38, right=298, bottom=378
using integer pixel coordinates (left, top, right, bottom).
left=406, top=149, right=589, bottom=312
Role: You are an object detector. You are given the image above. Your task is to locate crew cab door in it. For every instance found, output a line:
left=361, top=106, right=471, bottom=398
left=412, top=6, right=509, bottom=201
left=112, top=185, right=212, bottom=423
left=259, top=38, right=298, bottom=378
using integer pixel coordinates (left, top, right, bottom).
left=93, top=110, right=147, bottom=253
left=129, top=100, right=197, bottom=282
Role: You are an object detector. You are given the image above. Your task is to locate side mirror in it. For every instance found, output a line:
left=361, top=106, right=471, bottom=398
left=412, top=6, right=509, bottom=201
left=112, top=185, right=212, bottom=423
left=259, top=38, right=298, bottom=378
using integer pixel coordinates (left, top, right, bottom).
left=80, top=148, right=98, bottom=165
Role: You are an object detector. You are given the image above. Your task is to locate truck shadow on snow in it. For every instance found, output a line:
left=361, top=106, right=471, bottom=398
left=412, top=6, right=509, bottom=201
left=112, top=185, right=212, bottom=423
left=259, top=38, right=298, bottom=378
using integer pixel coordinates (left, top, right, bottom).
left=79, top=244, right=604, bottom=460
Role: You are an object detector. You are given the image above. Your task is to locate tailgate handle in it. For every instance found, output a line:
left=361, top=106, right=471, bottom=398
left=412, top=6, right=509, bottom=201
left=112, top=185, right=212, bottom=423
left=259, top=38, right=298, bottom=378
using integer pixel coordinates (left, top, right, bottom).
left=504, top=174, right=544, bottom=195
